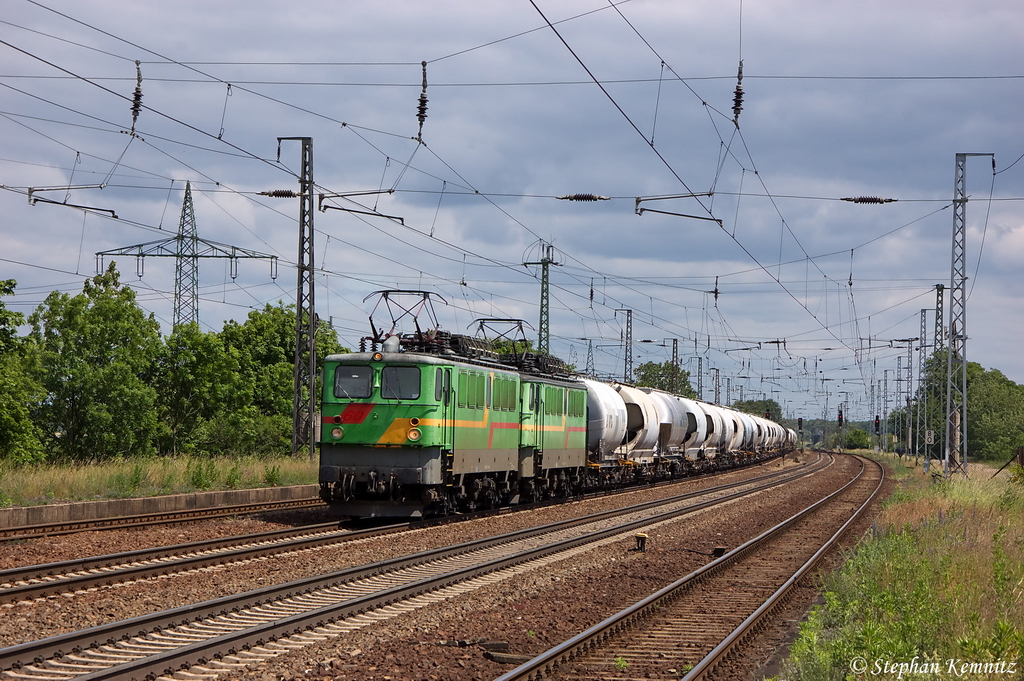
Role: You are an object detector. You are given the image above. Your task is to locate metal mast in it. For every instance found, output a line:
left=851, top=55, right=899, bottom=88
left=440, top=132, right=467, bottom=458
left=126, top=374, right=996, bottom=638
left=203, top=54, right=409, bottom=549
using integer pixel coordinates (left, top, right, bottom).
left=896, top=355, right=903, bottom=451
left=932, top=283, right=945, bottom=465
left=523, top=242, right=560, bottom=354
left=944, top=153, right=992, bottom=477
left=905, top=342, right=914, bottom=457
left=616, top=308, right=633, bottom=383
left=696, top=356, right=703, bottom=400
left=918, top=309, right=928, bottom=469
left=173, top=182, right=199, bottom=327
left=882, top=369, right=889, bottom=452
left=670, top=338, right=679, bottom=394
left=281, top=137, right=317, bottom=461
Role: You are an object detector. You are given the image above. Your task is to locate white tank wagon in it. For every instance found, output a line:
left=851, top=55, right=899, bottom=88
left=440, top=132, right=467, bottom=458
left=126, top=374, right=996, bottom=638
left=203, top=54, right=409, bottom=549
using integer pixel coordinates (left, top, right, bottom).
left=610, top=384, right=661, bottom=461
left=577, top=377, right=795, bottom=479
left=640, top=388, right=691, bottom=454
left=698, top=402, right=734, bottom=458
left=675, top=396, right=709, bottom=459
left=582, top=379, right=627, bottom=463
left=733, top=411, right=757, bottom=451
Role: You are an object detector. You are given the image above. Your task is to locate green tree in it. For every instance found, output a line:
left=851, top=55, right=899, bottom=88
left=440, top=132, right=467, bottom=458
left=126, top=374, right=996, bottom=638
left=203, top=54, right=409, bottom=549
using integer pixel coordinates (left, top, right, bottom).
left=219, top=303, right=347, bottom=418
left=965, top=364, right=1024, bottom=461
left=0, top=280, right=45, bottom=462
left=845, top=427, right=871, bottom=450
left=910, top=352, right=1024, bottom=462
left=0, top=353, right=45, bottom=463
left=154, top=323, right=246, bottom=454
left=0, top=279, right=23, bottom=354
left=732, top=398, right=783, bottom=423
left=28, top=264, right=163, bottom=460
left=633, top=360, right=696, bottom=397
left=219, top=303, right=297, bottom=417
left=213, top=303, right=347, bottom=456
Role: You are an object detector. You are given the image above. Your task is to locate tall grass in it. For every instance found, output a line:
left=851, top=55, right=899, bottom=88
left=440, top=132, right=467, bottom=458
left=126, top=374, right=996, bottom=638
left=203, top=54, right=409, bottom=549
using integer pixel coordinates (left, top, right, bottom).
left=775, top=453, right=1024, bottom=679
left=0, top=455, right=318, bottom=507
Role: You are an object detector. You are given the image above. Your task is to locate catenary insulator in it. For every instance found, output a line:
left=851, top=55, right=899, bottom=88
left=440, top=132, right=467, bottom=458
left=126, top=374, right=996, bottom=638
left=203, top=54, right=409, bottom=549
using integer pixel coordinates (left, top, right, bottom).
left=416, top=61, right=428, bottom=140
left=731, top=60, right=744, bottom=122
left=129, top=60, right=143, bottom=134
left=259, top=189, right=299, bottom=198
left=557, top=194, right=610, bottom=201
left=841, top=196, right=897, bottom=204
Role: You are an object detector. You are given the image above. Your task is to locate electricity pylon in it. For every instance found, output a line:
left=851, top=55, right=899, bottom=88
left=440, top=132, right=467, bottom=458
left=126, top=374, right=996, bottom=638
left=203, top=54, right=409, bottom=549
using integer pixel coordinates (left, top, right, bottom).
left=96, top=181, right=278, bottom=328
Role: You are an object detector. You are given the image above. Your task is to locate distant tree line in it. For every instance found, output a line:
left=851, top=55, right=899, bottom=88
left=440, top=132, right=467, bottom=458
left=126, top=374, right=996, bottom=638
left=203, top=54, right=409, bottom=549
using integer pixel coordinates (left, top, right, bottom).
left=2, top=269, right=1022, bottom=465
left=0, top=266, right=346, bottom=464
left=885, top=353, right=1024, bottom=462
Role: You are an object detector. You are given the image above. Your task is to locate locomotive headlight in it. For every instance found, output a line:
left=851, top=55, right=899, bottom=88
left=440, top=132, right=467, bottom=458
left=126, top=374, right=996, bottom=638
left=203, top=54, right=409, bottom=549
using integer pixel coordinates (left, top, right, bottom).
left=407, top=428, right=422, bottom=442
left=331, top=427, right=344, bottom=440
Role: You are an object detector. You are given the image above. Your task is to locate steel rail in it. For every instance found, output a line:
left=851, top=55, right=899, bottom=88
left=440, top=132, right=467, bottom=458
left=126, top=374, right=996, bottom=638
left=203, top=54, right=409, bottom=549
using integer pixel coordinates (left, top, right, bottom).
left=0, top=454, right=829, bottom=679
left=494, top=453, right=878, bottom=681
left=0, top=497, right=325, bottom=541
left=0, top=455, right=815, bottom=604
left=682, top=455, right=884, bottom=680
left=0, top=452, right=786, bottom=541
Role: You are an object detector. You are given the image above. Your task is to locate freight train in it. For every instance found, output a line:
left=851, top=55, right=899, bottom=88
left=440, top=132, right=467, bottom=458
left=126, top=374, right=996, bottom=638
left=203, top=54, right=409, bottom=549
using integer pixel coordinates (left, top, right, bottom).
left=318, top=316, right=796, bottom=518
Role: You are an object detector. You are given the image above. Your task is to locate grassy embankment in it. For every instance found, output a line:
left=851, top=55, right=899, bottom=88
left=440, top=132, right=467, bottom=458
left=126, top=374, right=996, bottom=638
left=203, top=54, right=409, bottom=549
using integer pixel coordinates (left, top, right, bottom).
left=774, top=451, right=1024, bottom=679
left=0, top=455, right=319, bottom=508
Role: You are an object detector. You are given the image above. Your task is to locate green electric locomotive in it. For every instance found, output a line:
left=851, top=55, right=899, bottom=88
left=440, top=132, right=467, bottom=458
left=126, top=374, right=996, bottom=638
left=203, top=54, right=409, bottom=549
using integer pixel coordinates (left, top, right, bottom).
left=318, top=334, right=588, bottom=517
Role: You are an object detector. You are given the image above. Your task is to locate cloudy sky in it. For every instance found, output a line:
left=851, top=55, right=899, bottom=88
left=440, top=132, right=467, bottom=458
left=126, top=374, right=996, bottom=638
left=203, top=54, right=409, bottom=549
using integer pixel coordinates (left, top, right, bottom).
left=2, top=0, right=1022, bottom=423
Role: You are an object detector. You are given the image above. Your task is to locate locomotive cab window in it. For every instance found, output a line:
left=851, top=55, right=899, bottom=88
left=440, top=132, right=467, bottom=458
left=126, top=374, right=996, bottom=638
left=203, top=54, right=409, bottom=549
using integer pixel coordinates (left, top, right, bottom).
left=381, top=366, right=420, bottom=400
left=334, top=365, right=372, bottom=399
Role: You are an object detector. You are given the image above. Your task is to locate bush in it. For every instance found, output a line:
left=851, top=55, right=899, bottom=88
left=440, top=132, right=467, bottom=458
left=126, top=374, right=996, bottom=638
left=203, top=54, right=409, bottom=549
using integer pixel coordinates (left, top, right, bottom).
left=186, top=457, right=219, bottom=491
left=262, top=464, right=282, bottom=486
left=109, top=461, right=148, bottom=498
left=192, top=408, right=290, bottom=458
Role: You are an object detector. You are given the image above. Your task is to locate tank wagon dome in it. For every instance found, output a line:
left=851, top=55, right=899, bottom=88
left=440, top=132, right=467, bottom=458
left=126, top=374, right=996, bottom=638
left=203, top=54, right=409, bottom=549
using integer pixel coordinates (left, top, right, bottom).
left=582, top=379, right=628, bottom=462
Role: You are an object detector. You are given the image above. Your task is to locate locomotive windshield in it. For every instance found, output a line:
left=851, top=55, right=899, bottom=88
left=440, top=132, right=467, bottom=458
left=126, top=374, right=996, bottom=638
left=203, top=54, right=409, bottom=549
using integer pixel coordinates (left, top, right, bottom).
left=334, top=365, right=372, bottom=399
left=381, top=366, right=420, bottom=400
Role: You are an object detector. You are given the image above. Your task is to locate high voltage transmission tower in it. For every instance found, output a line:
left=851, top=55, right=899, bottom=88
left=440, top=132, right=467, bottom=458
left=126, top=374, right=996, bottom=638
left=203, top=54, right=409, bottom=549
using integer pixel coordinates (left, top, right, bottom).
left=95, top=181, right=278, bottom=328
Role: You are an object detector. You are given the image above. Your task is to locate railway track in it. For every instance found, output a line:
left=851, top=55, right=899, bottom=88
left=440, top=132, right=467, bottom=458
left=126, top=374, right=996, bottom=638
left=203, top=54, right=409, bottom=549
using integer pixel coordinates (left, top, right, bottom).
left=0, top=497, right=325, bottom=542
left=496, top=454, right=883, bottom=681
left=1, top=454, right=788, bottom=543
left=0, top=456, right=802, bottom=604
left=0, top=454, right=831, bottom=680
